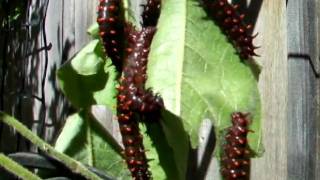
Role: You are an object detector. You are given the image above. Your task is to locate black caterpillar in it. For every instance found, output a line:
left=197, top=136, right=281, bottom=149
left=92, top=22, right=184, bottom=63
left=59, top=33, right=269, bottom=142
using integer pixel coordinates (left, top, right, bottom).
left=97, top=0, right=125, bottom=71
left=200, top=0, right=258, bottom=60
left=142, top=0, right=161, bottom=27
left=221, top=112, right=251, bottom=179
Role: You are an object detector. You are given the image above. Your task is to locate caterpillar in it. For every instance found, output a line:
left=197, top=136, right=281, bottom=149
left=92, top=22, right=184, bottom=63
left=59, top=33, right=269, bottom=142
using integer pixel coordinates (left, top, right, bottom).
left=97, top=0, right=125, bottom=71
left=220, top=112, right=251, bottom=180
left=117, top=25, right=163, bottom=180
left=118, top=24, right=163, bottom=114
left=200, top=0, right=258, bottom=60
left=141, top=0, right=161, bottom=27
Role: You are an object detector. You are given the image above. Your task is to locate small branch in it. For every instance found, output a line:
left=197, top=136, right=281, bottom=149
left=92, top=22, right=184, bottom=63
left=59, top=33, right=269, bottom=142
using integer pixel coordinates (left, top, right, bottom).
left=0, top=112, right=102, bottom=180
left=0, top=153, right=42, bottom=180
left=41, top=0, right=50, bottom=106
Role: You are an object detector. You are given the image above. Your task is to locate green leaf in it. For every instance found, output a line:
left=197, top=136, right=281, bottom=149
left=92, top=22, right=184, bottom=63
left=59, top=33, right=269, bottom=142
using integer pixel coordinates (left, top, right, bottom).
left=55, top=106, right=182, bottom=179
left=156, top=111, right=190, bottom=180
left=54, top=113, right=86, bottom=153
left=147, top=0, right=262, bottom=163
left=0, top=153, right=41, bottom=180
left=57, top=40, right=118, bottom=110
left=70, top=40, right=105, bottom=76
left=140, top=120, right=181, bottom=180
left=87, top=23, right=100, bottom=39
left=55, top=111, right=131, bottom=179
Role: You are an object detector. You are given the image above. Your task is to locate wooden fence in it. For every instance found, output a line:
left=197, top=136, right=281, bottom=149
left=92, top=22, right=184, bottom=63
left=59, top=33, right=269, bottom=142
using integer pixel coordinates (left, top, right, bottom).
left=0, top=0, right=319, bottom=179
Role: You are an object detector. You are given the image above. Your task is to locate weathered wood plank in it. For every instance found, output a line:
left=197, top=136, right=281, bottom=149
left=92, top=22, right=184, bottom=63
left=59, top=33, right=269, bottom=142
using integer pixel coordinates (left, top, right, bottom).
left=44, top=0, right=63, bottom=142
left=287, top=0, right=319, bottom=179
left=87, top=0, right=99, bottom=29
left=316, top=0, right=320, bottom=178
left=62, top=0, right=76, bottom=61
left=315, top=5, right=319, bottom=173
left=250, top=0, right=288, bottom=179
left=74, top=0, right=89, bottom=51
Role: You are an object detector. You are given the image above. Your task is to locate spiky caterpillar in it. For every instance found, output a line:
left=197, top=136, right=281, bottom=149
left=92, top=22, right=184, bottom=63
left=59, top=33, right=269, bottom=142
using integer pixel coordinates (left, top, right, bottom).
left=117, top=25, right=163, bottom=180
left=141, top=0, right=161, bottom=27
left=129, top=0, right=163, bottom=113
left=200, top=0, right=258, bottom=60
left=221, top=112, right=251, bottom=180
left=118, top=25, right=163, bottom=114
left=97, top=0, right=125, bottom=71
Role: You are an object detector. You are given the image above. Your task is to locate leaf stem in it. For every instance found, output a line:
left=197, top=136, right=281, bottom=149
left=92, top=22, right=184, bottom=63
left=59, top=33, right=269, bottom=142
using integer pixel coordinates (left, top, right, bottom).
left=0, top=153, right=42, bottom=180
left=0, top=112, right=102, bottom=180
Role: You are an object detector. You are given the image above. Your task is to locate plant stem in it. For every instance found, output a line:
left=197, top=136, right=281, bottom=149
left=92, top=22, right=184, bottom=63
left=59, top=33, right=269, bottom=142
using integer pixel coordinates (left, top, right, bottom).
left=0, top=112, right=102, bottom=180
left=0, top=153, right=41, bottom=180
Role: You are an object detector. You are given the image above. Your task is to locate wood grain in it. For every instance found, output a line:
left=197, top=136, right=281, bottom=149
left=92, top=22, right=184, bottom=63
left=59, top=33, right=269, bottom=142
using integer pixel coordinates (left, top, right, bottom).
left=250, top=0, right=288, bottom=179
left=317, top=0, right=320, bottom=178
left=287, top=0, right=320, bottom=179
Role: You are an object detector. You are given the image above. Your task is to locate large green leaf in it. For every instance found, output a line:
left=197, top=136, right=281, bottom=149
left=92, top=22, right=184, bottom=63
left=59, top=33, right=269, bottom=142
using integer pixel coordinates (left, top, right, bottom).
left=57, top=40, right=118, bottom=110
left=147, top=0, right=262, bottom=162
left=157, top=111, right=190, bottom=180
left=55, top=108, right=180, bottom=180
left=140, top=120, right=181, bottom=180
left=55, top=111, right=131, bottom=179
left=70, top=40, right=105, bottom=76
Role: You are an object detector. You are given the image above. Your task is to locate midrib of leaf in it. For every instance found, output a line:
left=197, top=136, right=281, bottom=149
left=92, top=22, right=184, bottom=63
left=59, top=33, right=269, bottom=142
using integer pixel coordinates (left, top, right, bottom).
left=175, top=0, right=187, bottom=116
left=87, top=119, right=94, bottom=167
